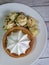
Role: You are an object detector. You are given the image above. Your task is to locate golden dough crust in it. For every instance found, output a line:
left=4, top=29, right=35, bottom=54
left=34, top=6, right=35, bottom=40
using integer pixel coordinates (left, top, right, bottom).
left=3, top=27, right=35, bottom=58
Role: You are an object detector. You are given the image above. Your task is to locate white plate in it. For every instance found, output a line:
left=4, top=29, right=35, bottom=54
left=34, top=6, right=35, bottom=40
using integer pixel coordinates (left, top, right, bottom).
left=0, top=3, right=47, bottom=65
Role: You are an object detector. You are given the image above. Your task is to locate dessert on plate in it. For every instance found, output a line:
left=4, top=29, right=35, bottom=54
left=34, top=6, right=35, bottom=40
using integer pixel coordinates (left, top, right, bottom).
left=3, top=12, right=38, bottom=58
left=3, top=27, right=35, bottom=58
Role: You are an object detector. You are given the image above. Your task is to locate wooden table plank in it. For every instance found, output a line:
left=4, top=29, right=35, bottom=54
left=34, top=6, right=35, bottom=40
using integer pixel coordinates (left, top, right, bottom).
left=0, top=0, right=49, bottom=6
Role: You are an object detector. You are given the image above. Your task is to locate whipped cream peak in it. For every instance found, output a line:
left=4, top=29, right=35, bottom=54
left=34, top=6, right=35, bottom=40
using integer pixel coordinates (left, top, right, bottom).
left=7, top=30, right=30, bottom=55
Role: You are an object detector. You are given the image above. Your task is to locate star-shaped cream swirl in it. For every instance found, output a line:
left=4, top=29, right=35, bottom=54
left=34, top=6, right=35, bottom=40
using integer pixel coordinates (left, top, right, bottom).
left=7, top=30, right=30, bottom=55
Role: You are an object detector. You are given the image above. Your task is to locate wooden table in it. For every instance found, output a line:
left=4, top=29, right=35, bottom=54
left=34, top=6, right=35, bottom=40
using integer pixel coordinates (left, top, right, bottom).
left=0, top=0, right=49, bottom=65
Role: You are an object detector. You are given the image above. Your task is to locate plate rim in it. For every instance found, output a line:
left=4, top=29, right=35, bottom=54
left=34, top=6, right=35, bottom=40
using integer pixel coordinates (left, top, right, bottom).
left=0, top=3, right=48, bottom=65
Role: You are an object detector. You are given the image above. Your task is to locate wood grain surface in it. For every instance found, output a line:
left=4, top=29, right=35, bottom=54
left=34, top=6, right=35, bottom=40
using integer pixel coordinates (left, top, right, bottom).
left=0, top=0, right=49, bottom=65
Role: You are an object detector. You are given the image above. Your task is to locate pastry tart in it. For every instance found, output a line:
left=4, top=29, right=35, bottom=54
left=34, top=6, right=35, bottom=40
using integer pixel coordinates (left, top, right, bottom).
left=3, top=27, right=35, bottom=58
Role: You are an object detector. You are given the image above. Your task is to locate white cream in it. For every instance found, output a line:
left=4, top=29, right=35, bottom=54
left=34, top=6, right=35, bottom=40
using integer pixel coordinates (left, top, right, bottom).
left=7, top=30, right=30, bottom=55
